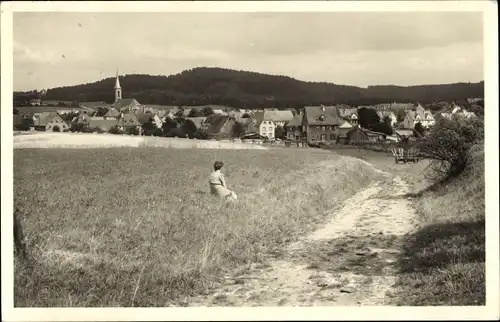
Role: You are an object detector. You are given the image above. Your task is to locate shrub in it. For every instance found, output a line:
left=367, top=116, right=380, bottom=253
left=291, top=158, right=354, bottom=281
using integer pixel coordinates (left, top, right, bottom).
left=152, top=128, right=163, bottom=137
left=126, top=127, right=140, bottom=136
left=108, top=126, right=121, bottom=135
left=52, top=125, right=61, bottom=132
left=418, top=114, right=484, bottom=181
left=195, top=130, right=210, bottom=140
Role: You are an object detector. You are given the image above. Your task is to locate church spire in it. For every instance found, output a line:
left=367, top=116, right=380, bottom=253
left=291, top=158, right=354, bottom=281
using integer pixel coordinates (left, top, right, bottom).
left=114, top=69, right=121, bottom=89
left=114, top=69, right=122, bottom=103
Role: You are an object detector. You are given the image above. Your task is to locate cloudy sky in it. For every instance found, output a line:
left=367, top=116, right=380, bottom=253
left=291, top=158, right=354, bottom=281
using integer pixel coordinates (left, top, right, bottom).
left=13, top=11, right=483, bottom=91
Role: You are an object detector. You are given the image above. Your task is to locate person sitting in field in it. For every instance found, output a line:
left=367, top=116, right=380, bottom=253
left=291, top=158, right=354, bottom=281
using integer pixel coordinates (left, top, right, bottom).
left=209, top=161, right=238, bottom=201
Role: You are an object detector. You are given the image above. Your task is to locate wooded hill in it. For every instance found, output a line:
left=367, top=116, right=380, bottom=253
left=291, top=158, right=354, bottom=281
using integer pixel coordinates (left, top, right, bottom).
left=14, top=67, right=484, bottom=109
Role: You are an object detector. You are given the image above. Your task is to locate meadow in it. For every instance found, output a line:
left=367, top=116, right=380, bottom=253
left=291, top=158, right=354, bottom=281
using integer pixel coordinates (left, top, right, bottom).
left=14, top=146, right=382, bottom=307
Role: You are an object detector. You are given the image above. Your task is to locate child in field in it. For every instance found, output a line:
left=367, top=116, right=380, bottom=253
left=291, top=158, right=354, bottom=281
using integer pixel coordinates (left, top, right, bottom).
left=209, top=161, right=238, bottom=201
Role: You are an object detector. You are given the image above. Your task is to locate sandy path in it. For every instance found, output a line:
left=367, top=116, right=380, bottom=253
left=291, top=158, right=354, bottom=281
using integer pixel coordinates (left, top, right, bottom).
left=186, top=168, right=417, bottom=307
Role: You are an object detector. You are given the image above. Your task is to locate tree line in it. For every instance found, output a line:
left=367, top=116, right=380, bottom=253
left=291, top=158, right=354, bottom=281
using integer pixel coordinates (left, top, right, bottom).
left=14, top=67, right=484, bottom=110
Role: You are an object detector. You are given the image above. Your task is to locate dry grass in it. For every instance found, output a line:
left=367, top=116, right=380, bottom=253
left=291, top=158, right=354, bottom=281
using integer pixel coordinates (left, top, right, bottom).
left=333, top=146, right=485, bottom=305
left=394, top=145, right=484, bottom=305
left=14, top=147, right=382, bottom=307
left=13, top=132, right=268, bottom=150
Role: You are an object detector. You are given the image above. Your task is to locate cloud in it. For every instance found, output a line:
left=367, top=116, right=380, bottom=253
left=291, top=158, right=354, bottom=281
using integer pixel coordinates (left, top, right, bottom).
left=12, top=12, right=484, bottom=90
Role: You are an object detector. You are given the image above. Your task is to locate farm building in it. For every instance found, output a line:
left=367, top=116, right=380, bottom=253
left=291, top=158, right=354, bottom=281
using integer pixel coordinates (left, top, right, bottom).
left=303, top=105, right=342, bottom=143
left=345, top=126, right=386, bottom=144
left=201, top=114, right=236, bottom=136
left=33, top=112, right=69, bottom=131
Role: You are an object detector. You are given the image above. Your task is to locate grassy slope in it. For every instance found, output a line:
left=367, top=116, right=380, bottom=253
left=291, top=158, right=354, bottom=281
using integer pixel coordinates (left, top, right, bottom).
left=331, top=146, right=485, bottom=305
left=394, top=144, right=485, bottom=305
left=14, top=147, right=382, bottom=307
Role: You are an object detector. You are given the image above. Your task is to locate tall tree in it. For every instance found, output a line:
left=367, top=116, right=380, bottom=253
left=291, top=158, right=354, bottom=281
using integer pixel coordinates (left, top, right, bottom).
left=357, top=107, right=380, bottom=129
left=181, top=119, right=198, bottom=138
left=231, top=121, right=246, bottom=138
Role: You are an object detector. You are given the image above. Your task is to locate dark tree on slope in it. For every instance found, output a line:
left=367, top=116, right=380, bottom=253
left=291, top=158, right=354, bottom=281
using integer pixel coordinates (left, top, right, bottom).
left=181, top=119, right=198, bottom=138
left=19, top=67, right=484, bottom=109
left=162, top=117, right=178, bottom=135
left=231, top=121, right=246, bottom=138
left=142, top=119, right=156, bottom=136
left=358, top=107, right=381, bottom=129
left=188, top=109, right=202, bottom=117
left=275, top=125, right=286, bottom=139
left=414, top=122, right=425, bottom=137
left=371, top=122, right=393, bottom=135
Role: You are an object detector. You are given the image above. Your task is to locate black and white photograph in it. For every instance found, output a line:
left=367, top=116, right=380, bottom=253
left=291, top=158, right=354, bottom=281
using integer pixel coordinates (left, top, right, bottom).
left=1, top=1, right=498, bottom=321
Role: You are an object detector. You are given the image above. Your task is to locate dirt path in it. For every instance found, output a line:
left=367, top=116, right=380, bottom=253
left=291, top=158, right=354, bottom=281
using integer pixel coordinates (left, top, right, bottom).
left=187, top=168, right=417, bottom=307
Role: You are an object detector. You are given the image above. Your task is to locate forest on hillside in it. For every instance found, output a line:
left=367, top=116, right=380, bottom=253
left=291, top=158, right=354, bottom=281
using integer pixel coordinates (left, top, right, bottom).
left=14, top=67, right=484, bottom=109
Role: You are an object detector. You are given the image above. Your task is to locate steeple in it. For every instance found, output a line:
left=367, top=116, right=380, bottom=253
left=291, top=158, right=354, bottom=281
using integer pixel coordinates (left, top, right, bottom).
left=114, top=69, right=122, bottom=103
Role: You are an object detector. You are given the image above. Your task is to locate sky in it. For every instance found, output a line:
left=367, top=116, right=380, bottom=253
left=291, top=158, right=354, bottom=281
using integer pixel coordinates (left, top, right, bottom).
left=13, top=11, right=484, bottom=91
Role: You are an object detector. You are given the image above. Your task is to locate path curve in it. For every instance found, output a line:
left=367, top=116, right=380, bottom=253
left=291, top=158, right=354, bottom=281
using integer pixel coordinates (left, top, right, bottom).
left=186, top=167, right=417, bottom=307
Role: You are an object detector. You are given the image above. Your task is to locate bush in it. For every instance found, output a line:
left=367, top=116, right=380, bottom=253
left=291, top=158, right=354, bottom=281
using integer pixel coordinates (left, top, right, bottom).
left=126, top=127, right=139, bottom=136
left=418, top=114, right=484, bottom=181
left=52, top=125, right=61, bottom=132
left=152, top=128, right=163, bottom=137
left=108, top=126, right=122, bottom=135
left=195, top=130, right=210, bottom=140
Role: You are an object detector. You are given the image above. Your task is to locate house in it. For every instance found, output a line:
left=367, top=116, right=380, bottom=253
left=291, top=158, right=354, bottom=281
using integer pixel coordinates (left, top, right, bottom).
left=33, top=112, right=69, bottom=131
left=377, top=111, right=398, bottom=127
left=88, top=117, right=118, bottom=132
left=262, top=110, right=294, bottom=128
left=117, top=113, right=142, bottom=133
left=201, top=114, right=236, bottom=136
left=285, top=112, right=305, bottom=141
left=403, top=104, right=435, bottom=129
left=186, top=117, right=207, bottom=130
left=104, top=108, right=121, bottom=119
left=251, top=111, right=276, bottom=139
left=303, top=105, right=342, bottom=143
left=112, top=98, right=142, bottom=113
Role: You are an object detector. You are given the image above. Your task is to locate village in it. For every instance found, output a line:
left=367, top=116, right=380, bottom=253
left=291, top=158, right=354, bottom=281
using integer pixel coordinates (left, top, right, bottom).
left=13, top=71, right=482, bottom=148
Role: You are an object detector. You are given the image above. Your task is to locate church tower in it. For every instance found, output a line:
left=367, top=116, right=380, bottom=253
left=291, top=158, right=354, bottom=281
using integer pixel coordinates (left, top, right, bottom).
left=114, top=69, right=122, bottom=103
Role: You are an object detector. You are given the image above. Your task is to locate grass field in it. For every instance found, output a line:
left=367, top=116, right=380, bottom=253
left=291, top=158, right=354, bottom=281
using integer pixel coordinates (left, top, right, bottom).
left=14, top=147, right=382, bottom=307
